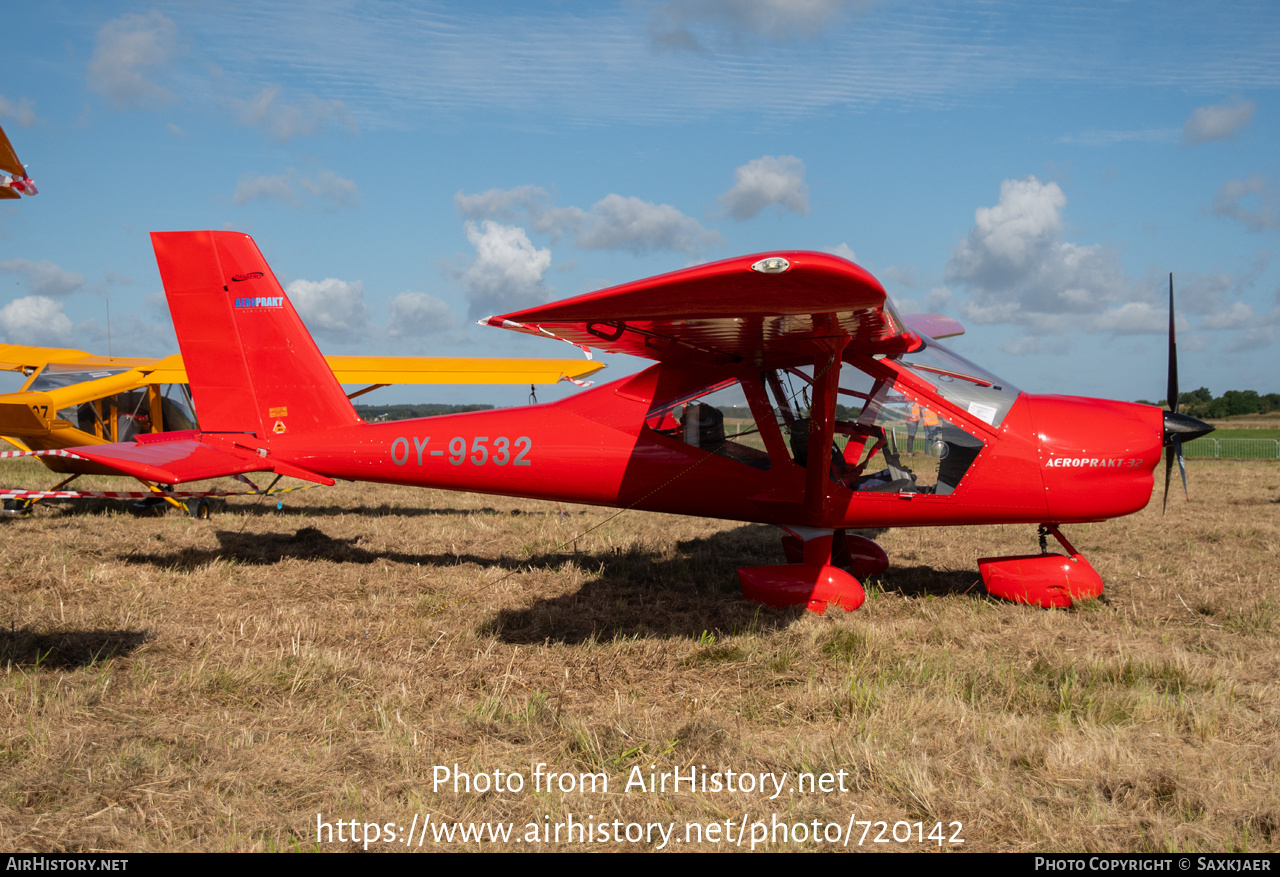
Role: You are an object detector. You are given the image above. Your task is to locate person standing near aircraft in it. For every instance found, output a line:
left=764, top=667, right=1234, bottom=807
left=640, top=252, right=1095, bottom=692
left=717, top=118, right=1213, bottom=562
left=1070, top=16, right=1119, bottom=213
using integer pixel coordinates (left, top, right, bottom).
left=905, top=401, right=938, bottom=454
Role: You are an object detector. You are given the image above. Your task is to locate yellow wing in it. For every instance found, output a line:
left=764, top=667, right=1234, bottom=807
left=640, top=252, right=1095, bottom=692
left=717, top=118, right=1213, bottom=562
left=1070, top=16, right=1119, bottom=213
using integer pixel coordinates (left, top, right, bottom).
left=2, top=344, right=604, bottom=471
left=1, top=344, right=603, bottom=387
left=323, top=355, right=603, bottom=386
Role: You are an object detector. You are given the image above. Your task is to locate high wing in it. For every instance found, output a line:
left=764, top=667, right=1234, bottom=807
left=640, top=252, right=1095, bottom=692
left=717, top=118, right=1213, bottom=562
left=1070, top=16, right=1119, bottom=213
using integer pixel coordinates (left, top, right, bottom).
left=322, top=356, right=601, bottom=387
left=0, top=344, right=602, bottom=389
left=0, top=344, right=157, bottom=375
left=482, top=252, right=917, bottom=365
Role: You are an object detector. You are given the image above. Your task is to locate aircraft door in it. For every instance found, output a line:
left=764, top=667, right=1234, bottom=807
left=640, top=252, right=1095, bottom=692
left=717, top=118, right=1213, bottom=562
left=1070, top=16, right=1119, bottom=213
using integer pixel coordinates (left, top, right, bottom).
left=762, top=359, right=986, bottom=496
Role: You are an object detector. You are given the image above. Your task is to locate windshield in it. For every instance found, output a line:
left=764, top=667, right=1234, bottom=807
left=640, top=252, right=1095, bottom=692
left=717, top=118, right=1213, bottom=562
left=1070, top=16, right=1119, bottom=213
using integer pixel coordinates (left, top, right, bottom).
left=28, top=365, right=132, bottom=392
left=895, top=338, right=1020, bottom=427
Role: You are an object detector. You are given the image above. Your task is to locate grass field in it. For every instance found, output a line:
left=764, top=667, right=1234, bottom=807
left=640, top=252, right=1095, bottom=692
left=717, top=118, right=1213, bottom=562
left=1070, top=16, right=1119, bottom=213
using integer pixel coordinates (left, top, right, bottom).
left=1205, top=414, right=1280, bottom=433
left=2, top=457, right=1278, bottom=852
left=1204, top=430, right=1280, bottom=441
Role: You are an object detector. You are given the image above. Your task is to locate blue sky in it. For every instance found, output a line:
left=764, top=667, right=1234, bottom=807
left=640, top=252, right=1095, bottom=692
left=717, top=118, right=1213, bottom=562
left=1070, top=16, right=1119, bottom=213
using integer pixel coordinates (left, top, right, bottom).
left=2, top=0, right=1278, bottom=407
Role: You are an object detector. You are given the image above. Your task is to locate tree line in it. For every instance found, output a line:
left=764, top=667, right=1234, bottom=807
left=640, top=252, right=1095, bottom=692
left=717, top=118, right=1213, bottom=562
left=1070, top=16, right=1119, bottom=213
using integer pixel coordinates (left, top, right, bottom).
left=354, top=403, right=495, bottom=422
left=1136, top=388, right=1280, bottom=419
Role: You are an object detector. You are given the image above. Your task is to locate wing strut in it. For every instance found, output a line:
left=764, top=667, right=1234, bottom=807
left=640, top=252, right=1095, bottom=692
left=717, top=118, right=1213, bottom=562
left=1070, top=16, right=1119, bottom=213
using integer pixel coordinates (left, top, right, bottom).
left=803, top=338, right=848, bottom=518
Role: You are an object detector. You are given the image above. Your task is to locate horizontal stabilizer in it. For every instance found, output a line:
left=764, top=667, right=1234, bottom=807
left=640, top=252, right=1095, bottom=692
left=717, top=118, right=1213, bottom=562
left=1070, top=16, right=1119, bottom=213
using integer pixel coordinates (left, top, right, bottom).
left=65, top=438, right=276, bottom=485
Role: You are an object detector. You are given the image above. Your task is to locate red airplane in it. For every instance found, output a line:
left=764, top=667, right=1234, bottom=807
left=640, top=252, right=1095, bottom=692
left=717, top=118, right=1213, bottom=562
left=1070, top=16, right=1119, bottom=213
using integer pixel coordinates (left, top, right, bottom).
left=58, top=231, right=1212, bottom=613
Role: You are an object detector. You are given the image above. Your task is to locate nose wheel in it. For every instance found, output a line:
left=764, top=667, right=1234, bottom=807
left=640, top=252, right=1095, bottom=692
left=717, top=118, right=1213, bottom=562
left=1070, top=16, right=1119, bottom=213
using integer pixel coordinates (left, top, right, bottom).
left=978, top=524, right=1103, bottom=608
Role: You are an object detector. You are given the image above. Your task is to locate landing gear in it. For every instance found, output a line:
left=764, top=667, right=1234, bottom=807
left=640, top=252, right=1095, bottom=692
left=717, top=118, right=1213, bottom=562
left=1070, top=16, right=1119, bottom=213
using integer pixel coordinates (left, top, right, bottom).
left=977, top=524, right=1103, bottom=608
left=738, top=527, right=886, bottom=614
left=1, top=498, right=34, bottom=517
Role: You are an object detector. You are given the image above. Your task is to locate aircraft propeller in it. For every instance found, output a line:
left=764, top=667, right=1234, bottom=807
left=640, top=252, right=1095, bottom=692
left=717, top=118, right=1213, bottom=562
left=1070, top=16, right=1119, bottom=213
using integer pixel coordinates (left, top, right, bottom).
left=1162, top=273, right=1214, bottom=512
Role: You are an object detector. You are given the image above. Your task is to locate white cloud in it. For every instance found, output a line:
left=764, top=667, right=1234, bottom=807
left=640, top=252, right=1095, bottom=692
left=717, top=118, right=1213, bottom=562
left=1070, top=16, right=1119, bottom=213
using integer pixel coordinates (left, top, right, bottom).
left=0, top=95, right=37, bottom=128
left=234, top=174, right=296, bottom=206
left=1209, top=175, right=1278, bottom=231
left=1225, top=326, right=1274, bottom=353
left=0, top=296, right=75, bottom=346
left=826, top=243, right=857, bottom=263
left=86, top=11, right=179, bottom=110
left=880, top=266, right=919, bottom=288
left=650, top=0, right=869, bottom=51
left=458, top=220, right=552, bottom=319
left=946, top=177, right=1132, bottom=332
left=1092, top=301, right=1168, bottom=335
left=455, top=185, right=549, bottom=222
left=573, top=194, right=720, bottom=254
left=0, top=259, right=86, bottom=297
left=234, top=169, right=360, bottom=211
left=285, top=278, right=370, bottom=339
left=1184, top=98, right=1255, bottom=145
left=1200, top=301, right=1258, bottom=331
left=947, top=180, right=1275, bottom=357
left=387, top=292, right=458, bottom=337
left=1057, top=128, right=1178, bottom=147
left=455, top=186, right=719, bottom=255
left=718, top=155, right=810, bottom=220
left=235, top=84, right=356, bottom=143
left=1001, top=335, right=1070, bottom=356
left=926, top=287, right=953, bottom=310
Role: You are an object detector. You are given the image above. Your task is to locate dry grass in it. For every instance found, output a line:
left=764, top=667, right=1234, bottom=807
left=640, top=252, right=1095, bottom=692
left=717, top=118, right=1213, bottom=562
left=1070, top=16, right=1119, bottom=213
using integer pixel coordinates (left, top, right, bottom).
left=2, top=456, right=1278, bottom=852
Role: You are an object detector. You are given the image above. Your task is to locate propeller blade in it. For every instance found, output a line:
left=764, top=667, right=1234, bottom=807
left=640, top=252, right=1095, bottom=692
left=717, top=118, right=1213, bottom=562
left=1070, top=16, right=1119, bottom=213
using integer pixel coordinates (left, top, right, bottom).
left=1176, top=437, right=1188, bottom=500
left=1167, top=273, right=1179, bottom=414
left=1160, top=273, right=1210, bottom=513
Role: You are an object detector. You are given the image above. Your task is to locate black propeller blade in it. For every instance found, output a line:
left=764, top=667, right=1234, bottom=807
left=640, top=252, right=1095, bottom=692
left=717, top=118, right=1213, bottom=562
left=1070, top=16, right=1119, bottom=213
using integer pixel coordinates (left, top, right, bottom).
left=1162, top=273, right=1213, bottom=512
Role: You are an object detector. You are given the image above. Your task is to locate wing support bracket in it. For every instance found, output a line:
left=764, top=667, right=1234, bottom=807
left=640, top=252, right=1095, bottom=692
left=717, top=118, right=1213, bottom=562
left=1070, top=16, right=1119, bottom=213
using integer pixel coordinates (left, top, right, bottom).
left=803, top=336, right=848, bottom=519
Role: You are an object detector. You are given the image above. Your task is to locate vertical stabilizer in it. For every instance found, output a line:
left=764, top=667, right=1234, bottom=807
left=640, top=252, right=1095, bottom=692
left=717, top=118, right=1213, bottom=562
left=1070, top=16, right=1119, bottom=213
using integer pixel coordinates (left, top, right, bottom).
left=151, top=231, right=361, bottom=437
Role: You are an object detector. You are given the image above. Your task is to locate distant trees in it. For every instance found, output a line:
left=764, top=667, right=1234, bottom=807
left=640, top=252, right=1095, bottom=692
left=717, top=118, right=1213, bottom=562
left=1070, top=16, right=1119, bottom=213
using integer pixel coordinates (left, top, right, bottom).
left=1138, top=387, right=1280, bottom=418
left=353, top=403, right=495, bottom=422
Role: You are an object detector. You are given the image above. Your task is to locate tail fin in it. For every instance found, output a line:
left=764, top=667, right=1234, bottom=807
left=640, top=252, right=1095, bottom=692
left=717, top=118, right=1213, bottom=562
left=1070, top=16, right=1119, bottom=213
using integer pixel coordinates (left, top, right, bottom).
left=151, top=231, right=361, bottom=438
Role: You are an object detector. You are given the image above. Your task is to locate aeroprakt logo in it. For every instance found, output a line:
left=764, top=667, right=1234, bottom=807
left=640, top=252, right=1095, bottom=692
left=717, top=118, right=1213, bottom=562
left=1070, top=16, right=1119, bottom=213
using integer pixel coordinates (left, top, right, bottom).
left=235, top=296, right=283, bottom=308
left=1046, top=457, right=1142, bottom=468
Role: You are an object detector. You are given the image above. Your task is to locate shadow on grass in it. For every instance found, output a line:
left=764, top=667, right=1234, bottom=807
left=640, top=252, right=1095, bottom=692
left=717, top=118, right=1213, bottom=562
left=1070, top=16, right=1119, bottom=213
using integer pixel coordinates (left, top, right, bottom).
left=116, top=522, right=990, bottom=643
left=485, top=524, right=812, bottom=644
left=0, top=627, right=150, bottom=669
left=871, top=565, right=987, bottom=599
left=30, top=497, right=590, bottom=520
left=116, top=523, right=802, bottom=642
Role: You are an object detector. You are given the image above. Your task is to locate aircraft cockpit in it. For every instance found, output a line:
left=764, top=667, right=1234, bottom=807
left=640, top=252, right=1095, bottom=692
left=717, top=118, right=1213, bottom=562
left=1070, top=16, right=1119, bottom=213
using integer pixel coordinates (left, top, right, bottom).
left=643, top=335, right=1021, bottom=497
left=24, top=364, right=197, bottom=443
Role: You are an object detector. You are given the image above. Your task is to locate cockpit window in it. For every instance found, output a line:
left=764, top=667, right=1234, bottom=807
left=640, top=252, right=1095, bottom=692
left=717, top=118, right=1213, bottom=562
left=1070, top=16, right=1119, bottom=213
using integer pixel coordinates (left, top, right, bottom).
left=841, top=380, right=983, bottom=495
left=28, top=366, right=131, bottom=393
left=761, top=357, right=986, bottom=495
left=894, top=338, right=1020, bottom=427
left=54, top=384, right=198, bottom=441
left=645, top=378, right=772, bottom=471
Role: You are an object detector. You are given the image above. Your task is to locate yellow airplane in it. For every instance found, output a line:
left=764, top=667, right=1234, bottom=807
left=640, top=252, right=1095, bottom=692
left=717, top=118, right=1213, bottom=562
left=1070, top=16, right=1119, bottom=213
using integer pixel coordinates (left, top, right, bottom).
left=0, top=343, right=603, bottom=479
